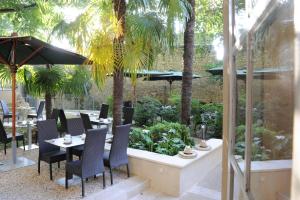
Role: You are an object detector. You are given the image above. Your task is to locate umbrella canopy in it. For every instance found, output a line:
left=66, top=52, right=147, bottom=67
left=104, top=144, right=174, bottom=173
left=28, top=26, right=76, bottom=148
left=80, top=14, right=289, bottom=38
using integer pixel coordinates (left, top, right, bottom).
left=106, top=70, right=172, bottom=78
left=206, top=66, right=292, bottom=80
left=123, top=70, right=172, bottom=78
left=0, top=36, right=87, bottom=66
left=0, top=34, right=88, bottom=164
left=143, top=71, right=201, bottom=92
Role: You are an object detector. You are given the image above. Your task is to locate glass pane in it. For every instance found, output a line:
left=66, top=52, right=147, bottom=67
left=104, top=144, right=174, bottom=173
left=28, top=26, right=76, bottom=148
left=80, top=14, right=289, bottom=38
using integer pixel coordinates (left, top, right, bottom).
left=250, top=1, right=294, bottom=199
left=232, top=0, right=247, bottom=173
left=234, top=39, right=247, bottom=170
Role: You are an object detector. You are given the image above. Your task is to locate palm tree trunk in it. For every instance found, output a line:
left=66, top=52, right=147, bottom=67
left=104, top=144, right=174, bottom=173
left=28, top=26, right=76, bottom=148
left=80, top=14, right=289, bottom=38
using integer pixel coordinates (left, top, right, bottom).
left=181, top=0, right=195, bottom=125
left=112, top=0, right=126, bottom=131
left=45, top=91, right=52, bottom=119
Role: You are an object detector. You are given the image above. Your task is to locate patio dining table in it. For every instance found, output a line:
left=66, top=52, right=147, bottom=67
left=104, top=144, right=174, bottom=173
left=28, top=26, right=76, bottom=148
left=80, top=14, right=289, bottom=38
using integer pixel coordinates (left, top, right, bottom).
left=45, top=133, right=113, bottom=180
left=3, top=120, right=38, bottom=150
left=90, top=117, right=113, bottom=134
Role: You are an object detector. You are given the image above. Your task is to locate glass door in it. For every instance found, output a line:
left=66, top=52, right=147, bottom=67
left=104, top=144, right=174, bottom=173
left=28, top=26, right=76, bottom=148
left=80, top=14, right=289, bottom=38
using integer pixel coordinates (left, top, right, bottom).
left=224, top=0, right=295, bottom=199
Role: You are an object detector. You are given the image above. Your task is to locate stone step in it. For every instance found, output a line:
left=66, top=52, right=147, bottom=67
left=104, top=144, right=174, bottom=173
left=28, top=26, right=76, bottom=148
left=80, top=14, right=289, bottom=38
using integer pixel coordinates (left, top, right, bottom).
left=182, top=185, right=221, bottom=200
left=85, top=177, right=149, bottom=200
left=130, top=190, right=171, bottom=200
left=129, top=185, right=221, bottom=200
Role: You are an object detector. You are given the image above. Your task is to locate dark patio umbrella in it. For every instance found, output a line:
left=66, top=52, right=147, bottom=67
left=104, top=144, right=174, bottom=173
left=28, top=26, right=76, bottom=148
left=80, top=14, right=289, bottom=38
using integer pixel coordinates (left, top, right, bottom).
left=107, top=70, right=172, bottom=102
left=206, top=66, right=292, bottom=79
left=143, top=71, right=201, bottom=92
left=123, top=70, right=172, bottom=78
left=0, top=33, right=88, bottom=164
left=125, top=70, right=173, bottom=102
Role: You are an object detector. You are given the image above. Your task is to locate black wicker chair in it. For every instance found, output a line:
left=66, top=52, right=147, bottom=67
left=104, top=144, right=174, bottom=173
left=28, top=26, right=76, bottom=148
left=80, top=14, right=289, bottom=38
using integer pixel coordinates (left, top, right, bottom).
left=103, top=124, right=131, bottom=185
left=123, top=107, right=134, bottom=125
left=50, top=108, right=60, bottom=122
left=80, top=113, right=93, bottom=132
left=0, top=119, right=25, bottom=154
left=28, top=101, right=45, bottom=120
left=99, top=104, right=109, bottom=119
left=65, top=128, right=107, bottom=197
left=67, top=118, right=85, bottom=158
left=58, top=109, right=68, bottom=136
left=37, top=119, right=66, bottom=180
left=0, top=100, right=12, bottom=122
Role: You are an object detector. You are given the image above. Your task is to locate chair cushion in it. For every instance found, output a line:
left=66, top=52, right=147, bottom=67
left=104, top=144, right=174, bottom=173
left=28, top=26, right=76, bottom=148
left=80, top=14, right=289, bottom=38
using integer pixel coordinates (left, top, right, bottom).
left=40, top=150, right=66, bottom=163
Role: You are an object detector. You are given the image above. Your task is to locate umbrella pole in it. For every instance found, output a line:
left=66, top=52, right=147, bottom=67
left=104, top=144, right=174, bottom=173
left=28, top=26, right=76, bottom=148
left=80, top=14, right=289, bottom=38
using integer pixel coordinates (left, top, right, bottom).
left=11, top=70, right=17, bottom=164
left=10, top=35, right=17, bottom=164
left=169, top=80, right=172, bottom=94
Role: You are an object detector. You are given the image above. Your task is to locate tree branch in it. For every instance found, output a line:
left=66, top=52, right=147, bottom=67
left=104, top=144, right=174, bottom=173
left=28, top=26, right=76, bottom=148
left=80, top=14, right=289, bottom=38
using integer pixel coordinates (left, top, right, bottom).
left=0, top=3, right=37, bottom=14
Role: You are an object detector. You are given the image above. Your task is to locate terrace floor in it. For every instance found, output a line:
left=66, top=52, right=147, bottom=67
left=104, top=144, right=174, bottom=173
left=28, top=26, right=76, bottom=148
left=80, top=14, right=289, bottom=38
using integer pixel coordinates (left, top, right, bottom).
left=0, top=148, right=128, bottom=200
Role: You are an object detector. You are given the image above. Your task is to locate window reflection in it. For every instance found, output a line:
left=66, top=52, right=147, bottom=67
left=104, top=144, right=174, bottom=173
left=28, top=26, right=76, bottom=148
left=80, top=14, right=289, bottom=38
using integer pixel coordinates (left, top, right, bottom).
left=251, top=0, right=293, bottom=161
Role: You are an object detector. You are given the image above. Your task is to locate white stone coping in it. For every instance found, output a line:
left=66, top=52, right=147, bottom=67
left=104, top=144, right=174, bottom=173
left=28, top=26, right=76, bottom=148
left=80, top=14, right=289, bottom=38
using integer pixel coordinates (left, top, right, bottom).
left=105, top=139, right=222, bottom=169
left=238, top=159, right=292, bottom=173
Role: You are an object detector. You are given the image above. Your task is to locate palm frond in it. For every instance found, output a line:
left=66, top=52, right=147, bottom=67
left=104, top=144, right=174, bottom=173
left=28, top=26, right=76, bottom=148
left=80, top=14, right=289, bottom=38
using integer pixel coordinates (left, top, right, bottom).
left=28, top=66, right=65, bottom=97
left=63, top=66, right=92, bottom=97
left=0, top=65, right=11, bottom=88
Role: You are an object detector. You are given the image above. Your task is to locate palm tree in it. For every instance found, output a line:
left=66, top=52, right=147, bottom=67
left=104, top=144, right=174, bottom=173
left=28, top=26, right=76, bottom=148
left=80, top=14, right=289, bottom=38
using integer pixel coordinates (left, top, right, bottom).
left=112, top=0, right=126, bottom=128
left=22, top=66, right=65, bottom=119
left=0, top=65, right=92, bottom=119
left=181, top=0, right=195, bottom=125
left=63, top=66, right=92, bottom=109
left=52, top=0, right=190, bottom=129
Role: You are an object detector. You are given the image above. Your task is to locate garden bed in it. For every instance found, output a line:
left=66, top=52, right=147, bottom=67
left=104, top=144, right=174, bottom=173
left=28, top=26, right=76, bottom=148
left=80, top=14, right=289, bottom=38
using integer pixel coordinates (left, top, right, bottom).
left=105, top=139, right=222, bottom=196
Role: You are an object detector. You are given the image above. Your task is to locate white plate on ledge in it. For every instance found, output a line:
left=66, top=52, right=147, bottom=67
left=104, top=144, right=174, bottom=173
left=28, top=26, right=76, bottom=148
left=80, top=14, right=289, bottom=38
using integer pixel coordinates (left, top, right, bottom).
left=178, top=151, right=197, bottom=159
left=195, top=144, right=211, bottom=151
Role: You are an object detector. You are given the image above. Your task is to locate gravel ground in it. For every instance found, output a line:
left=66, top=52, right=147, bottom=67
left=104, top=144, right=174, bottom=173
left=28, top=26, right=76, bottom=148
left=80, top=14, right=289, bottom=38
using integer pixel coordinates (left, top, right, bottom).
left=0, top=148, right=127, bottom=200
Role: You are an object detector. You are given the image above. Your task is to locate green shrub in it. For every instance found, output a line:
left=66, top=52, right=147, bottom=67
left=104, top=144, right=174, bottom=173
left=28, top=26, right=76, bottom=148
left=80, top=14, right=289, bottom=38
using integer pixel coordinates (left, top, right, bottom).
left=129, top=121, right=194, bottom=156
left=129, top=128, right=154, bottom=151
left=189, top=103, right=223, bottom=139
left=134, top=96, right=162, bottom=126
left=159, top=105, right=179, bottom=122
left=168, top=94, right=223, bottom=138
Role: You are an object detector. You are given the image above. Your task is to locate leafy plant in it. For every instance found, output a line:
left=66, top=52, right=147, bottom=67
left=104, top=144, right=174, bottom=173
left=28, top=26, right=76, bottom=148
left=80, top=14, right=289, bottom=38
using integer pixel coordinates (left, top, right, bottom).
left=129, top=121, right=194, bottom=156
left=188, top=101, right=223, bottom=138
left=134, top=96, right=162, bottom=126
left=129, top=128, right=154, bottom=152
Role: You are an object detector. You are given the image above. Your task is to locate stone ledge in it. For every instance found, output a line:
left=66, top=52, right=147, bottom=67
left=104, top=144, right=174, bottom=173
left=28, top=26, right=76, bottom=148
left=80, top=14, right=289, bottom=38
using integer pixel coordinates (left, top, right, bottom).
left=105, top=139, right=223, bottom=196
left=125, top=139, right=222, bottom=169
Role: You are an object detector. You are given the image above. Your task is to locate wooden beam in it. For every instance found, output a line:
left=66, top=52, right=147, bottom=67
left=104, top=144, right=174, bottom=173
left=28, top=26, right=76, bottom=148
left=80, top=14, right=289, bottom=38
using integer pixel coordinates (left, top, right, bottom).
left=19, top=45, right=44, bottom=67
left=0, top=53, right=9, bottom=65
left=0, top=39, right=10, bottom=45
left=292, top=1, right=300, bottom=199
left=222, top=0, right=230, bottom=199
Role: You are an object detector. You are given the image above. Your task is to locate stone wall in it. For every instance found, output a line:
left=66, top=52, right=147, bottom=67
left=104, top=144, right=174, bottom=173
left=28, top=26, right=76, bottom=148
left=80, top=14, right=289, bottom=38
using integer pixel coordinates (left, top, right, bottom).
left=52, top=48, right=223, bottom=110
